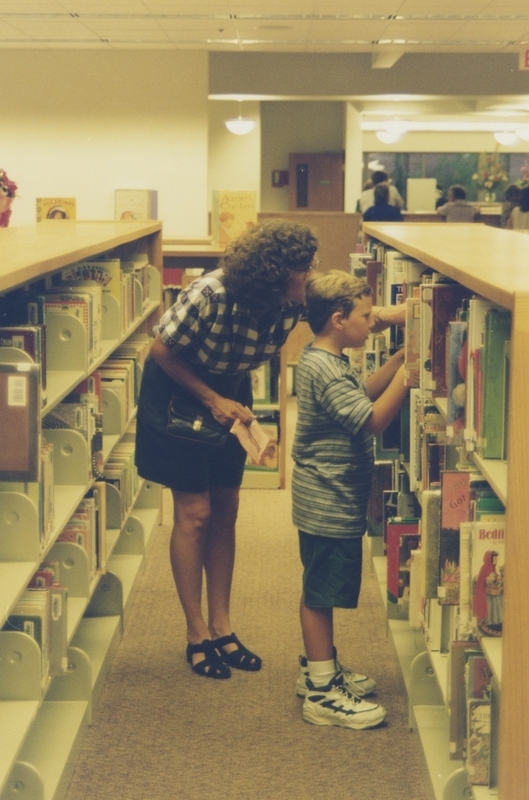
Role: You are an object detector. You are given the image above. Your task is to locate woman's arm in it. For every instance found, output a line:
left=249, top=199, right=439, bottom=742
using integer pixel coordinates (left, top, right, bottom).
left=369, top=303, right=406, bottom=333
left=150, top=334, right=255, bottom=426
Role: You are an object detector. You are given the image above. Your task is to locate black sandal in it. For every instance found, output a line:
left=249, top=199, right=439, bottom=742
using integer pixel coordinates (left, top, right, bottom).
left=186, top=639, right=231, bottom=679
left=212, top=633, right=262, bottom=672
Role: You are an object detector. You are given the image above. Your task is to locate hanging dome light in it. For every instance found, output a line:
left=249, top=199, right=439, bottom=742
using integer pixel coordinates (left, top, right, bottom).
left=224, top=102, right=255, bottom=135
left=375, top=120, right=409, bottom=144
left=515, top=127, right=529, bottom=142
left=493, top=131, right=518, bottom=146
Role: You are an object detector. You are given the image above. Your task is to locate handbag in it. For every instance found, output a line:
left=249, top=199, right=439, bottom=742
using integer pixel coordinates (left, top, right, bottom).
left=166, top=396, right=228, bottom=446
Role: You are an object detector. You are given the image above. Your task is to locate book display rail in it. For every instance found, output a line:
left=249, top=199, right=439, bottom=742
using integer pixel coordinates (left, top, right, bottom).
left=362, top=222, right=529, bottom=800
left=0, top=221, right=164, bottom=800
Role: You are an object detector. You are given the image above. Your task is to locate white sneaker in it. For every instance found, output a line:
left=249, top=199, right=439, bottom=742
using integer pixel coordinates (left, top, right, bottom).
left=303, top=675, right=386, bottom=730
left=296, top=654, right=376, bottom=698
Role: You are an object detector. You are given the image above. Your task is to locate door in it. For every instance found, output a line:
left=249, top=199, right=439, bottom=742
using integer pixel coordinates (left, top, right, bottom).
left=288, top=152, right=344, bottom=211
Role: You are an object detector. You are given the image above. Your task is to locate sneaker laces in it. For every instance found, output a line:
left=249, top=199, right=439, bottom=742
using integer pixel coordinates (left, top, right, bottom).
left=333, top=676, right=362, bottom=705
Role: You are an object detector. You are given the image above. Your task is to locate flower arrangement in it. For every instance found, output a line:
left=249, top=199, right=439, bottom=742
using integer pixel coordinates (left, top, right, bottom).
left=472, top=152, right=508, bottom=190
left=0, top=168, right=18, bottom=228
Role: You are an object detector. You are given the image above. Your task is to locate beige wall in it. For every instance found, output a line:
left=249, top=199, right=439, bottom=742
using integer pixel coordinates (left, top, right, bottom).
left=3, top=49, right=529, bottom=237
left=1, top=50, right=209, bottom=238
left=208, top=100, right=261, bottom=210
left=260, top=102, right=346, bottom=212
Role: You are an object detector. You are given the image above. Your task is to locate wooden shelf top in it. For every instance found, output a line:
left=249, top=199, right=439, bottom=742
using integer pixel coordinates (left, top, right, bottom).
left=162, top=243, right=225, bottom=257
left=0, top=220, right=162, bottom=293
left=362, top=222, right=529, bottom=310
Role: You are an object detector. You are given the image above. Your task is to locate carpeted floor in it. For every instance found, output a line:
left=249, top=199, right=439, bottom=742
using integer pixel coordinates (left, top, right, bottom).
left=64, top=398, right=434, bottom=800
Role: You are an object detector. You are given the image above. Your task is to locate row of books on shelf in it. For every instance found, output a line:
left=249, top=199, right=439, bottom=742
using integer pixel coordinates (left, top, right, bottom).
left=358, top=241, right=508, bottom=791
left=368, top=460, right=501, bottom=787
left=0, top=336, right=150, bottom=486
left=372, top=459, right=504, bottom=636
left=359, top=245, right=512, bottom=462
left=0, top=253, right=154, bottom=376
left=1, top=482, right=107, bottom=688
left=1, top=448, right=144, bottom=690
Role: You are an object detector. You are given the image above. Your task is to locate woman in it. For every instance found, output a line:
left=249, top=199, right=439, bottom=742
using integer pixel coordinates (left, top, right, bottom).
left=501, top=183, right=522, bottom=228
left=135, top=220, right=319, bottom=679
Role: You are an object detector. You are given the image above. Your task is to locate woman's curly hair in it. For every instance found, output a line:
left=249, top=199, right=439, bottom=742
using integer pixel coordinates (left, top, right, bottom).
left=220, top=220, right=318, bottom=311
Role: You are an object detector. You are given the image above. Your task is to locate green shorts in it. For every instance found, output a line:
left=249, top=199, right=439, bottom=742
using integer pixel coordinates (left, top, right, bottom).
left=299, top=531, right=363, bottom=609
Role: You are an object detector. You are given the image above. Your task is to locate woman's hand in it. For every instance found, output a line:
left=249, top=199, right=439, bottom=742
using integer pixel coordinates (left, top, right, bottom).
left=206, top=396, right=255, bottom=427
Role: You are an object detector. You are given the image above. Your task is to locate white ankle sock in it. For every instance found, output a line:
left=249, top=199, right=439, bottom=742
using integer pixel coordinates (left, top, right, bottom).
left=307, top=658, right=337, bottom=688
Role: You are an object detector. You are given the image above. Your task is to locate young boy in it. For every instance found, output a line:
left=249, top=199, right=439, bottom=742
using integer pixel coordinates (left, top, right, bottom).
left=292, top=270, right=409, bottom=730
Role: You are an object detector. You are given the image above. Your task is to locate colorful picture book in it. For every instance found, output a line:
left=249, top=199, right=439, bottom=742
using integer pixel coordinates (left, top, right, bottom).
left=211, top=190, right=257, bottom=247
left=36, top=197, right=76, bottom=221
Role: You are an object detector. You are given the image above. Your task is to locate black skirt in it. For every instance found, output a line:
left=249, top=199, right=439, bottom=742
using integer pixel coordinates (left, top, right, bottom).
left=135, top=355, right=252, bottom=492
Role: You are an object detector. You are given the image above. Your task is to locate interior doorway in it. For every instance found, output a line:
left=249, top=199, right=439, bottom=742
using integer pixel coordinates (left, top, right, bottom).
left=288, top=152, right=344, bottom=211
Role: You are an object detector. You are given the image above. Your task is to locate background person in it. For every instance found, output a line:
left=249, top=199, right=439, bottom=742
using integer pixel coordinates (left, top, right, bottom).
left=358, top=170, right=404, bottom=213
left=506, top=185, right=529, bottom=230
left=362, top=183, right=404, bottom=223
left=436, top=184, right=477, bottom=222
left=501, top=184, right=522, bottom=228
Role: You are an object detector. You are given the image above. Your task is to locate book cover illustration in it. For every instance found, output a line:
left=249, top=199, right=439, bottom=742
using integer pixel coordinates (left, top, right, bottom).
left=471, top=520, right=505, bottom=637
left=404, top=296, right=421, bottom=387
left=430, top=283, right=472, bottom=398
left=480, top=308, right=511, bottom=459
left=366, top=461, right=394, bottom=538
left=0, top=362, right=41, bottom=481
left=466, top=698, right=491, bottom=785
left=231, top=412, right=274, bottom=467
left=420, top=489, right=441, bottom=600
left=0, top=325, right=47, bottom=403
left=114, top=189, right=158, bottom=221
left=211, top=190, right=257, bottom=247
left=446, top=319, right=467, bottom=445
left=365, top=260, right=383, bottom=306
left=386, top=517, right=420, bottom=605
left=36, top=197, right=76, bottom=221
left=465, top=297, right=498, bottom=452
left=438, top=471, right=471, bottom=605
left=449, top=641, right=483, bottom=760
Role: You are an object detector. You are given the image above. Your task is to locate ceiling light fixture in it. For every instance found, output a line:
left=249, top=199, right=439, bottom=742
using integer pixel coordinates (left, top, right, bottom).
left=515, top=127, right=529, bottom=142
left=493, top=131, right=518, bottom=146
left=224, top=102, right=256, bottom=135
left=375, top=119, right=409, bottom=144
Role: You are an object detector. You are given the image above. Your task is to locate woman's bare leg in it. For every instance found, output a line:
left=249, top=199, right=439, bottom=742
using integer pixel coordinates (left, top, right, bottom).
left=170, top=489, right=212, bottom=658
left=204, top=486, right=240, bottom=640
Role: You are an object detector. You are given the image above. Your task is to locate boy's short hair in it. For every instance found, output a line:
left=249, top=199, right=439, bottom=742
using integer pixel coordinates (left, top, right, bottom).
left=304, top=270, right=372, bottom=334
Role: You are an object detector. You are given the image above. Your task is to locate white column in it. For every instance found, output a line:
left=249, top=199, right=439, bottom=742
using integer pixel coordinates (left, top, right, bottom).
left=344, top=103, right=363, bottom=213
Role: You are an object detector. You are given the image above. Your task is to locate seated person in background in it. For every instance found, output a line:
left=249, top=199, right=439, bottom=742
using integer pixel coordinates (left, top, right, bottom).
left=436, top=185, right=477, bottom=223
left=362, top=183, right=403, bottom=222
left=359, top=170, right=404, bottom=213
left=506, top=186, right=529, bottom=230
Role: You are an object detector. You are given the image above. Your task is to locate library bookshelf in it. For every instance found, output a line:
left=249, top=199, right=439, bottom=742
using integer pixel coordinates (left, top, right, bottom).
left=0, top=221, right=164, bottom=800
left=363, top=222, right=529, bottom=800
